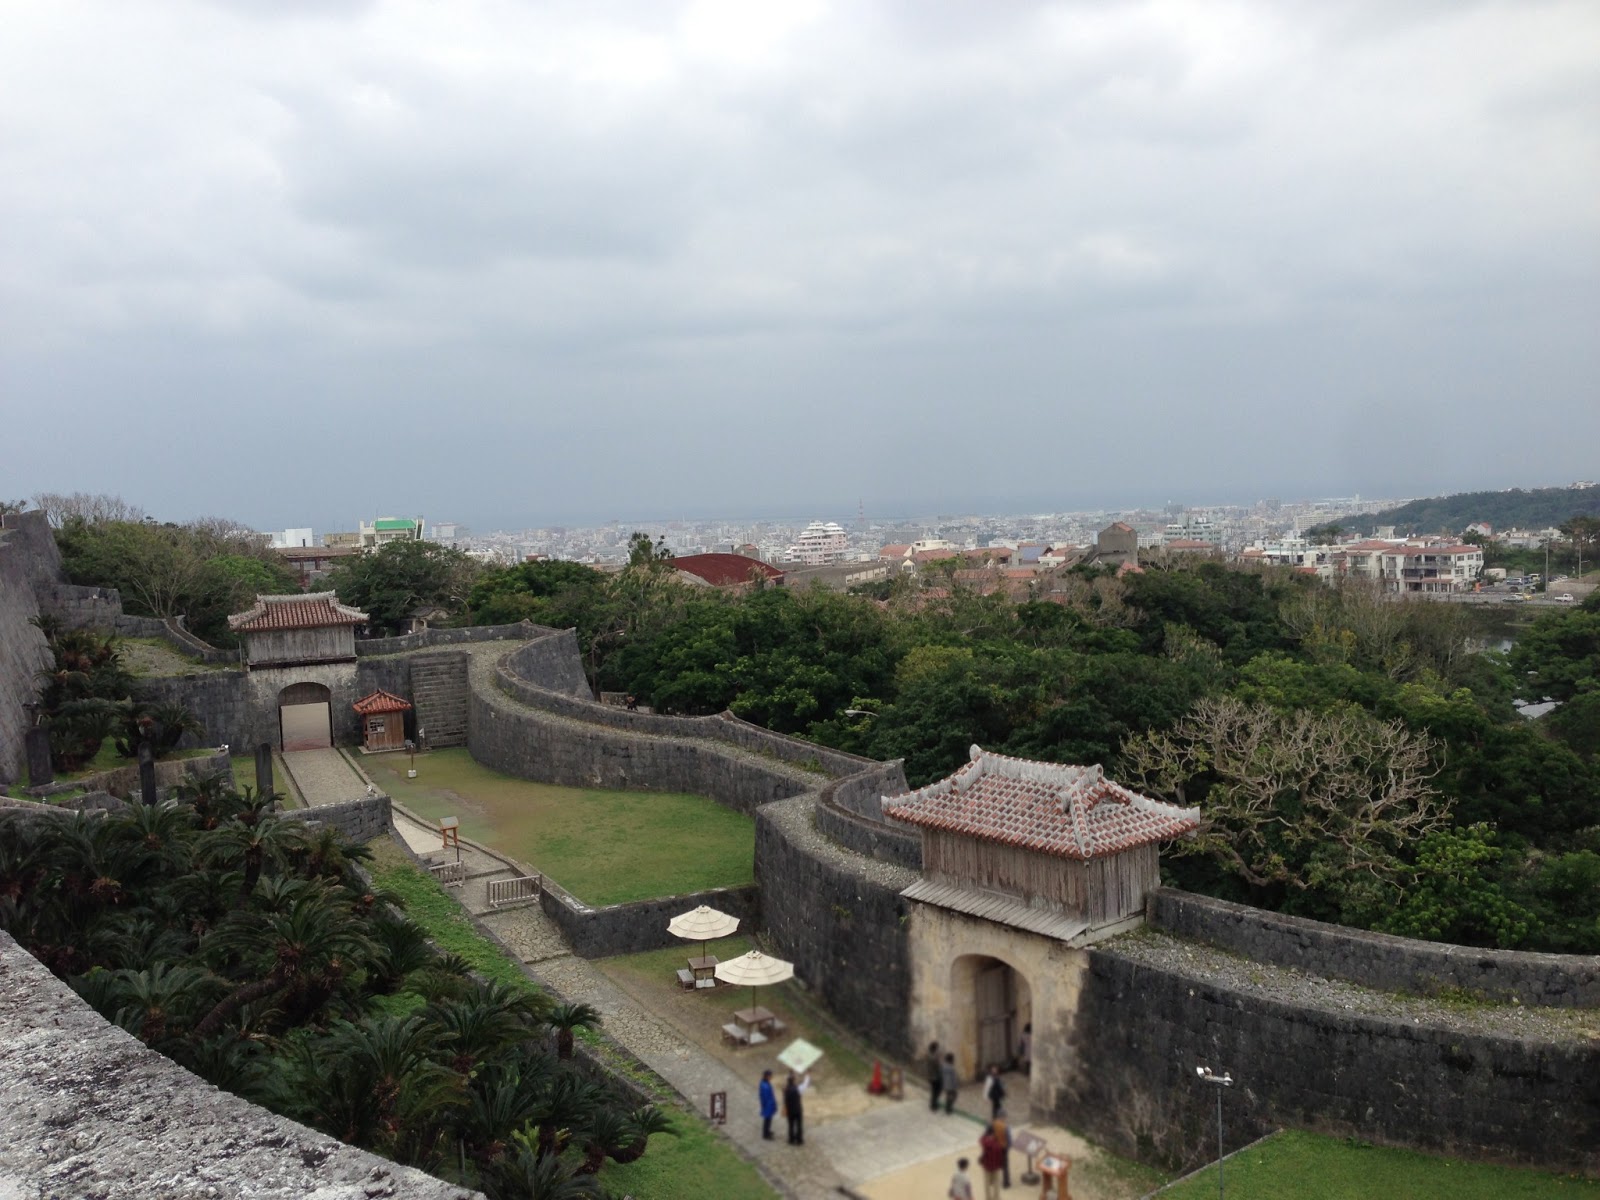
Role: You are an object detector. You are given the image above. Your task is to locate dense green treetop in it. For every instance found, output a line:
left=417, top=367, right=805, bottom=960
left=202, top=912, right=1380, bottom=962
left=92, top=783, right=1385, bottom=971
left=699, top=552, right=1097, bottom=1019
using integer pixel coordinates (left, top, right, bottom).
left=1342, top=485, right=1600, bottom=536
left=326, top=539, right=480, bottom=636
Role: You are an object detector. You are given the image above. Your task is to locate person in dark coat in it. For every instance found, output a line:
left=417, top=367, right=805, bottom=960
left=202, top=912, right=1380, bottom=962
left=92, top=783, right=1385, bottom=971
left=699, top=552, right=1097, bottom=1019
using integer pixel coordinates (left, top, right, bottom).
left=783, top=1071, right=809, bottom=1144
left=926, top=1041, right=943, bottom=1112
left=940, top=1052, right=960, bottom=1114
left=983, top=1063, right=1007, bottom=1119
left=758, top=1069, right=777, bottom=1140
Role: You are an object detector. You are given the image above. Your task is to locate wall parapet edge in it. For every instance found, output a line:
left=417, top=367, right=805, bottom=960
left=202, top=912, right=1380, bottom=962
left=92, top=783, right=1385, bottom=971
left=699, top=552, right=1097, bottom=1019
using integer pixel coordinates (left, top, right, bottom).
left=1148, top=887, right=1600, bottom=1007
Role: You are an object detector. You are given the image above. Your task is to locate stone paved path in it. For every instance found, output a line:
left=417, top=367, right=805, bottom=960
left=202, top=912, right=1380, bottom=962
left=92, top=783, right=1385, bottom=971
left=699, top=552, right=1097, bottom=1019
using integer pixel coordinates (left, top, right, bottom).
left=282, top=748, right=370, bottom=807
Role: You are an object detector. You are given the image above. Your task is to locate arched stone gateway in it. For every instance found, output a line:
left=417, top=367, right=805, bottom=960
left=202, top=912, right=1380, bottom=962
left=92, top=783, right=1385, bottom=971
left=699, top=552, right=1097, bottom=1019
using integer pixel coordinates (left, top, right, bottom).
left=278, top=681, right=332, bottom=750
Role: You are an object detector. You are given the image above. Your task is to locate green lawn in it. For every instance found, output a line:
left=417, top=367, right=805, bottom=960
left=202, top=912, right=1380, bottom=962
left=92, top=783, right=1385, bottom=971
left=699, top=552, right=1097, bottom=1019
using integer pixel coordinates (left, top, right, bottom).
left=1158, top=1130, right=1600, bottom=1199
left=364, top=836, right=776, bottom=1199
left=365, top=748, right=754, bottom=906
left=602, top=1108, right=776, bottom=1200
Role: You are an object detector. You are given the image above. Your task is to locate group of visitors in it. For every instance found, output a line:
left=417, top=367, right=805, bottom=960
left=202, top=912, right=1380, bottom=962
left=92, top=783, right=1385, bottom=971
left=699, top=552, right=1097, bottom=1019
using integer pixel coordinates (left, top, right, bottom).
left=948, top=1112, right=1012, bottom=1200
left=757, top=1068, right=810, bottom=1145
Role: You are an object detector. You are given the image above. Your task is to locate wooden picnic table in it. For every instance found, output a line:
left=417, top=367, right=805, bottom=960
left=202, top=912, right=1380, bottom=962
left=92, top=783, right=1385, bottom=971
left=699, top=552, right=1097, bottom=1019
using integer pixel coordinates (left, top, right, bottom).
left=687, top=954, right=719, bottom=988
left=733, top=1005, right=776, bottom=1034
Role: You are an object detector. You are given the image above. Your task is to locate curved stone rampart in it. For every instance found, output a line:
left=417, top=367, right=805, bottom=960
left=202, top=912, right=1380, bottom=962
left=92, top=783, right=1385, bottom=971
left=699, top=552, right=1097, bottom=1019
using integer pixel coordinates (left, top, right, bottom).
left=1067, top=944, right=1600, bottom=1175
left=0, top=930, right=477, bottom=1200
left=356, top=621, right=545, bottom=657
left=1149, top=887, right=1600, bottom=1007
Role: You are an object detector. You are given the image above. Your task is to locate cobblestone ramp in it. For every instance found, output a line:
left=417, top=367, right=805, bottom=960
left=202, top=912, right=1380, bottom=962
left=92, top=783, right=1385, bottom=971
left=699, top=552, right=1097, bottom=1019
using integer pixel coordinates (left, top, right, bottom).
left=282, top=747, right=369, bottom=806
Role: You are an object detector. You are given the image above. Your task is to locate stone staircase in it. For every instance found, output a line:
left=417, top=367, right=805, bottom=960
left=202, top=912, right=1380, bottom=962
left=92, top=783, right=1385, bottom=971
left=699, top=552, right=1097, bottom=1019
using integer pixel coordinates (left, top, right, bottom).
left=411, top=653, right=469, bottom=747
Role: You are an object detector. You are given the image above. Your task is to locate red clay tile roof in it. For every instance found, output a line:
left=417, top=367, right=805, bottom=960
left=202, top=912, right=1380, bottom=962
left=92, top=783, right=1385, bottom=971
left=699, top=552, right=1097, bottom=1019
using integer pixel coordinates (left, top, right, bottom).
left=884, top=746, right=1198, bottom=860
left=672, top=553, right=784, bottom=587
left=353, top=689, right=412, bottom=715
left=228, top=591, right=368, bottom=632
left=879, top=544, right=911, bottom=558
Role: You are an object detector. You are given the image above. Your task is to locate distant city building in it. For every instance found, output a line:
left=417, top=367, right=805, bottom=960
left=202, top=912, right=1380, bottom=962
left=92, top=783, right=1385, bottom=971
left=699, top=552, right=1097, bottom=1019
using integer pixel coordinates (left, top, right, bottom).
left=785, top=521, right=850, bottom=565
left=269, top=528, right=315, bottom=549
left=322, top=531, right=361, bottom=550
left=359, top=516, right=425, bottom=550
left=1162, top=512, right=1221, bottom=547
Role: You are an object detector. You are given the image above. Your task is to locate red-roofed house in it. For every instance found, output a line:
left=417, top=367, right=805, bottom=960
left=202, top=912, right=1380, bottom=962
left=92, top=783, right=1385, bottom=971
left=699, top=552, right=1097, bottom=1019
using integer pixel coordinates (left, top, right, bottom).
left=884, top=745, right=1198, bottom=1089
left=672, top=553, right=784, bottom=591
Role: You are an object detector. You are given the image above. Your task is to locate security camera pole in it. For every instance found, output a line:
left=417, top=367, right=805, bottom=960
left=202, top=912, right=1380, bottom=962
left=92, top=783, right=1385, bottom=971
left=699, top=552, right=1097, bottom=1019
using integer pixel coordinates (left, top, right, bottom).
left=1195, top=1065, right=1233, bottom=1200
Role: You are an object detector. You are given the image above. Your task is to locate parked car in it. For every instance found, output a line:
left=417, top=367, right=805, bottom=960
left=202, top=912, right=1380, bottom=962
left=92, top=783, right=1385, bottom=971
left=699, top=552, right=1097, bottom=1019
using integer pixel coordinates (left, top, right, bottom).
left=1554, top=593, right=1576, bottom=604
left=1505, top=593, right=1528, bottom=602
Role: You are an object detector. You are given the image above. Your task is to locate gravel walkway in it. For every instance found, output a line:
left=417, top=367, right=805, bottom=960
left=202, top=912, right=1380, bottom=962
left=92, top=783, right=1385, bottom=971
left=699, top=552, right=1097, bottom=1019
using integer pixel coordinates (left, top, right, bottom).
left=1107, top=929, right=1600, bottom=1042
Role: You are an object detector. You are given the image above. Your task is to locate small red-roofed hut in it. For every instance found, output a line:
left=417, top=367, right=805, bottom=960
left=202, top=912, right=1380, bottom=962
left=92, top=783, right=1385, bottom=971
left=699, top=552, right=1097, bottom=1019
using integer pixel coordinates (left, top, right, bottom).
left=353, top=690, right=412, bottom=752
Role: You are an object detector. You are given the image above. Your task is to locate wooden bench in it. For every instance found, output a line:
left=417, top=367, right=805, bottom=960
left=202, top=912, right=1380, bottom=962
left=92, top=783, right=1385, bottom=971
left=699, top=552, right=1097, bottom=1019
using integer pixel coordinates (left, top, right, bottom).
left=676, top=969, right=696, bottom=990
left=721, top=1022, right=750, bottom=1047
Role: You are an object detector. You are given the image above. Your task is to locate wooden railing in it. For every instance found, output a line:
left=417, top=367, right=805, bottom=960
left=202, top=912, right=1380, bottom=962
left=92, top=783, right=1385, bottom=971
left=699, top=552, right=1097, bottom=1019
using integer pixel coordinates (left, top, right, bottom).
left=429, top=860, right=466, bottom=887
left=487, top=874, right=541, bottom=909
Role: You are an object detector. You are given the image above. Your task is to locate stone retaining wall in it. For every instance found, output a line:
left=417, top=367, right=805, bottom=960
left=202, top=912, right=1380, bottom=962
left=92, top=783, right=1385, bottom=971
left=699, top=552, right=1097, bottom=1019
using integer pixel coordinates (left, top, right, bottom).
left=1149, top=888, right=1600, bottom=1007
left=25, top=750, right=231, bottom=802
left=537, top=878, right=762, bottom=960
left=1065, top=947, right=1600, bottom=1175
left=501, top=628, right=591, bottom=697
left=0, top=512, right=59, bottom=784
left=293, top=794, right=393, bottom=843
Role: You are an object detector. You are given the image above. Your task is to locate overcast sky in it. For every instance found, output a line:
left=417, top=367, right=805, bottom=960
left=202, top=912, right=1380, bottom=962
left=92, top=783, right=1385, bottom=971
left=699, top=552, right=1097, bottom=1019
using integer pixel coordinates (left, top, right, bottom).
left=3, top=1, right=1596, bottom=531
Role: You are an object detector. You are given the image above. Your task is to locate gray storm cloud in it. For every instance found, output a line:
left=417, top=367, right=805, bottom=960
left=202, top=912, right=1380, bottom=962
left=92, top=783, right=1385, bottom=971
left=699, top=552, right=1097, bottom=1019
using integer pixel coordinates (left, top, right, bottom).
left=2, top=0, right=1595, bottom=527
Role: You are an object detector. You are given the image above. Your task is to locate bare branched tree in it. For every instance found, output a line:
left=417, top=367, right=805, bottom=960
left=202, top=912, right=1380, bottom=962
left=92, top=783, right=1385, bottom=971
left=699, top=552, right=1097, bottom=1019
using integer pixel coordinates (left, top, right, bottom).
left=1121, top=695, right=1451, bottom=895
left=31, top=491, right=146, bottom=527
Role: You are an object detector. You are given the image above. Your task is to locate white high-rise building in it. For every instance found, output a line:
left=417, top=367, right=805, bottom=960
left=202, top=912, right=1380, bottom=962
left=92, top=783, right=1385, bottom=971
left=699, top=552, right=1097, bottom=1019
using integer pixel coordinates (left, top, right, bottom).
left=786, top=521, right=850, bottom=565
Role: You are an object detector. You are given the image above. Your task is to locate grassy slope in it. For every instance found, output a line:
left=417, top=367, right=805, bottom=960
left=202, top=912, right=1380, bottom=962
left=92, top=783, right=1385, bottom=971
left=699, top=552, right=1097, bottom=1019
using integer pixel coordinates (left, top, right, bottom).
left=364, top=836, right=776, bottom=1199
left=365, top=748, right=754, bottom=905
left=1157, top=1130, right=1600, bottom=1200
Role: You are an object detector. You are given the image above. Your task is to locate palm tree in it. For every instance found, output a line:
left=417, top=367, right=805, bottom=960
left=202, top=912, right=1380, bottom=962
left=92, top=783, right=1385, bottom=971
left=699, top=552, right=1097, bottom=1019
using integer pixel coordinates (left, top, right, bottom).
left=577, top=1103, right=671, bottom=1176
left=195, top=883, right=378, bottom=1037
left=484, top=1132, right=603, bottom=1200
left=200, top=814, right=307, bottom=904
left=103, top=961, right=220, bottom=1046
left=532, top=1068, right=601, bottom=1158
left=544, top=1001, right=601, bottom=1062
left=296, top=825, right=373, bottom=881
left=462, top=1048, right=556, bottom=1169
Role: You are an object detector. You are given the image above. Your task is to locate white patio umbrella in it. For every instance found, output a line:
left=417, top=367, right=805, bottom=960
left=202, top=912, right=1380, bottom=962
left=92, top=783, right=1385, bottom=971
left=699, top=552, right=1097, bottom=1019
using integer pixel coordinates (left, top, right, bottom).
left=667, top=905, right=740, bottom=983
left=666, top=904, right=740, bottom=943
left=714, top=948, right=795, bottom=1016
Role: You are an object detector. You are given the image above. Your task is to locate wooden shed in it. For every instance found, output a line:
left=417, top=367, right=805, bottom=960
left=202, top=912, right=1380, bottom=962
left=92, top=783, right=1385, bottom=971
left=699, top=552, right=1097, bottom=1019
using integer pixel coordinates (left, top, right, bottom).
left=352, top=690, right=412, bottom=752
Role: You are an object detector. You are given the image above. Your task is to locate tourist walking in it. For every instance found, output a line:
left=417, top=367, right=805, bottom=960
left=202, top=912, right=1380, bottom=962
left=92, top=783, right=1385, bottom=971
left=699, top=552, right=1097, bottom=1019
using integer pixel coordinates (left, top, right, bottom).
left=991, top=1108, right=1013, bottom=1189
left=926, top=1041, right=944, bottom=1112
left=758, top=1069, right=777, bottom=1141
left=947, top=1156, right=975, bottom=1200
left=940, top=1052, right=960, bottom=1115
left=1017, top=1023, right=1032, bottom=1075
left=783, top=1071, right=809, bottom=1145
left=983, top=1064, right=1007, bottom=1119
left=978, top=1124, right=1006, bottom=1200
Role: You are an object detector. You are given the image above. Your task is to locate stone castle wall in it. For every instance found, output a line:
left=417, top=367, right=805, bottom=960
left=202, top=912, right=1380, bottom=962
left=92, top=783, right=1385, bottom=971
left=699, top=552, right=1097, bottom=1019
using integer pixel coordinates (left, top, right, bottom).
left=0, top=930, right=477, bottom=1200
left=0, top=512, right=61, bottom=784
left=1064, top=947, right=1600, bottom=1175
left=1149, top=888, right=1600, bottom=1007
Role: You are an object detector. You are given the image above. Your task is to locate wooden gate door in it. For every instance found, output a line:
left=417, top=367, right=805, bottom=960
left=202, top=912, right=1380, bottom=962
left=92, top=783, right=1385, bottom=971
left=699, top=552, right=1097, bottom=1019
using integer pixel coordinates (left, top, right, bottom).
left=279, top=682, right=332, bottom=750
left=976, top=962, right=1014, bottom=1073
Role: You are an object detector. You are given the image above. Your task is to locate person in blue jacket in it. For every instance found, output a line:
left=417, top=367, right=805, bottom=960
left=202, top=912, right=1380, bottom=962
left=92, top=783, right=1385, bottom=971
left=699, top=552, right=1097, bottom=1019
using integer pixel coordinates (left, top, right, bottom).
left=758, top=1069, right=778, bottom=1140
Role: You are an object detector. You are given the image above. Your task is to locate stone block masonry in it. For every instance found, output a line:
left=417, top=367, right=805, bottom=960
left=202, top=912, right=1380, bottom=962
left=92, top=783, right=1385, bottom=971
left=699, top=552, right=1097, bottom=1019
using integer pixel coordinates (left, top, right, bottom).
left=1063, top=946, right=1600, bottom=1176
left=1150, top=888, right=1600, bottom=1007
left=0, top=930, right=479, bottom=1200
left=294, top=794, right=393, bottom=843
left=0, top=512, right=61, bottom=784
left=538, top=877, right=762, bottom=959
left=411, top=652, right=470, bottom=747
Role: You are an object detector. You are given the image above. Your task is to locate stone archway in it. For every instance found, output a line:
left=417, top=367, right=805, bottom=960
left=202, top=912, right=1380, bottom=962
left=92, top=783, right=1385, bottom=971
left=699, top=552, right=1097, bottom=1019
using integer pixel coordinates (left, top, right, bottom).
left=950, top=953, right=1033, bottom=1084
left=278, top=682, right=332, bottom=750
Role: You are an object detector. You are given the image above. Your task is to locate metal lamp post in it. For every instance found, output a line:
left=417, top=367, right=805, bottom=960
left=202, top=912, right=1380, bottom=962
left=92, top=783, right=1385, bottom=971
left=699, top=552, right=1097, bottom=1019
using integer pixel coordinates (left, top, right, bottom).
left=1195, top=1066, right=1233, bottom=1200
